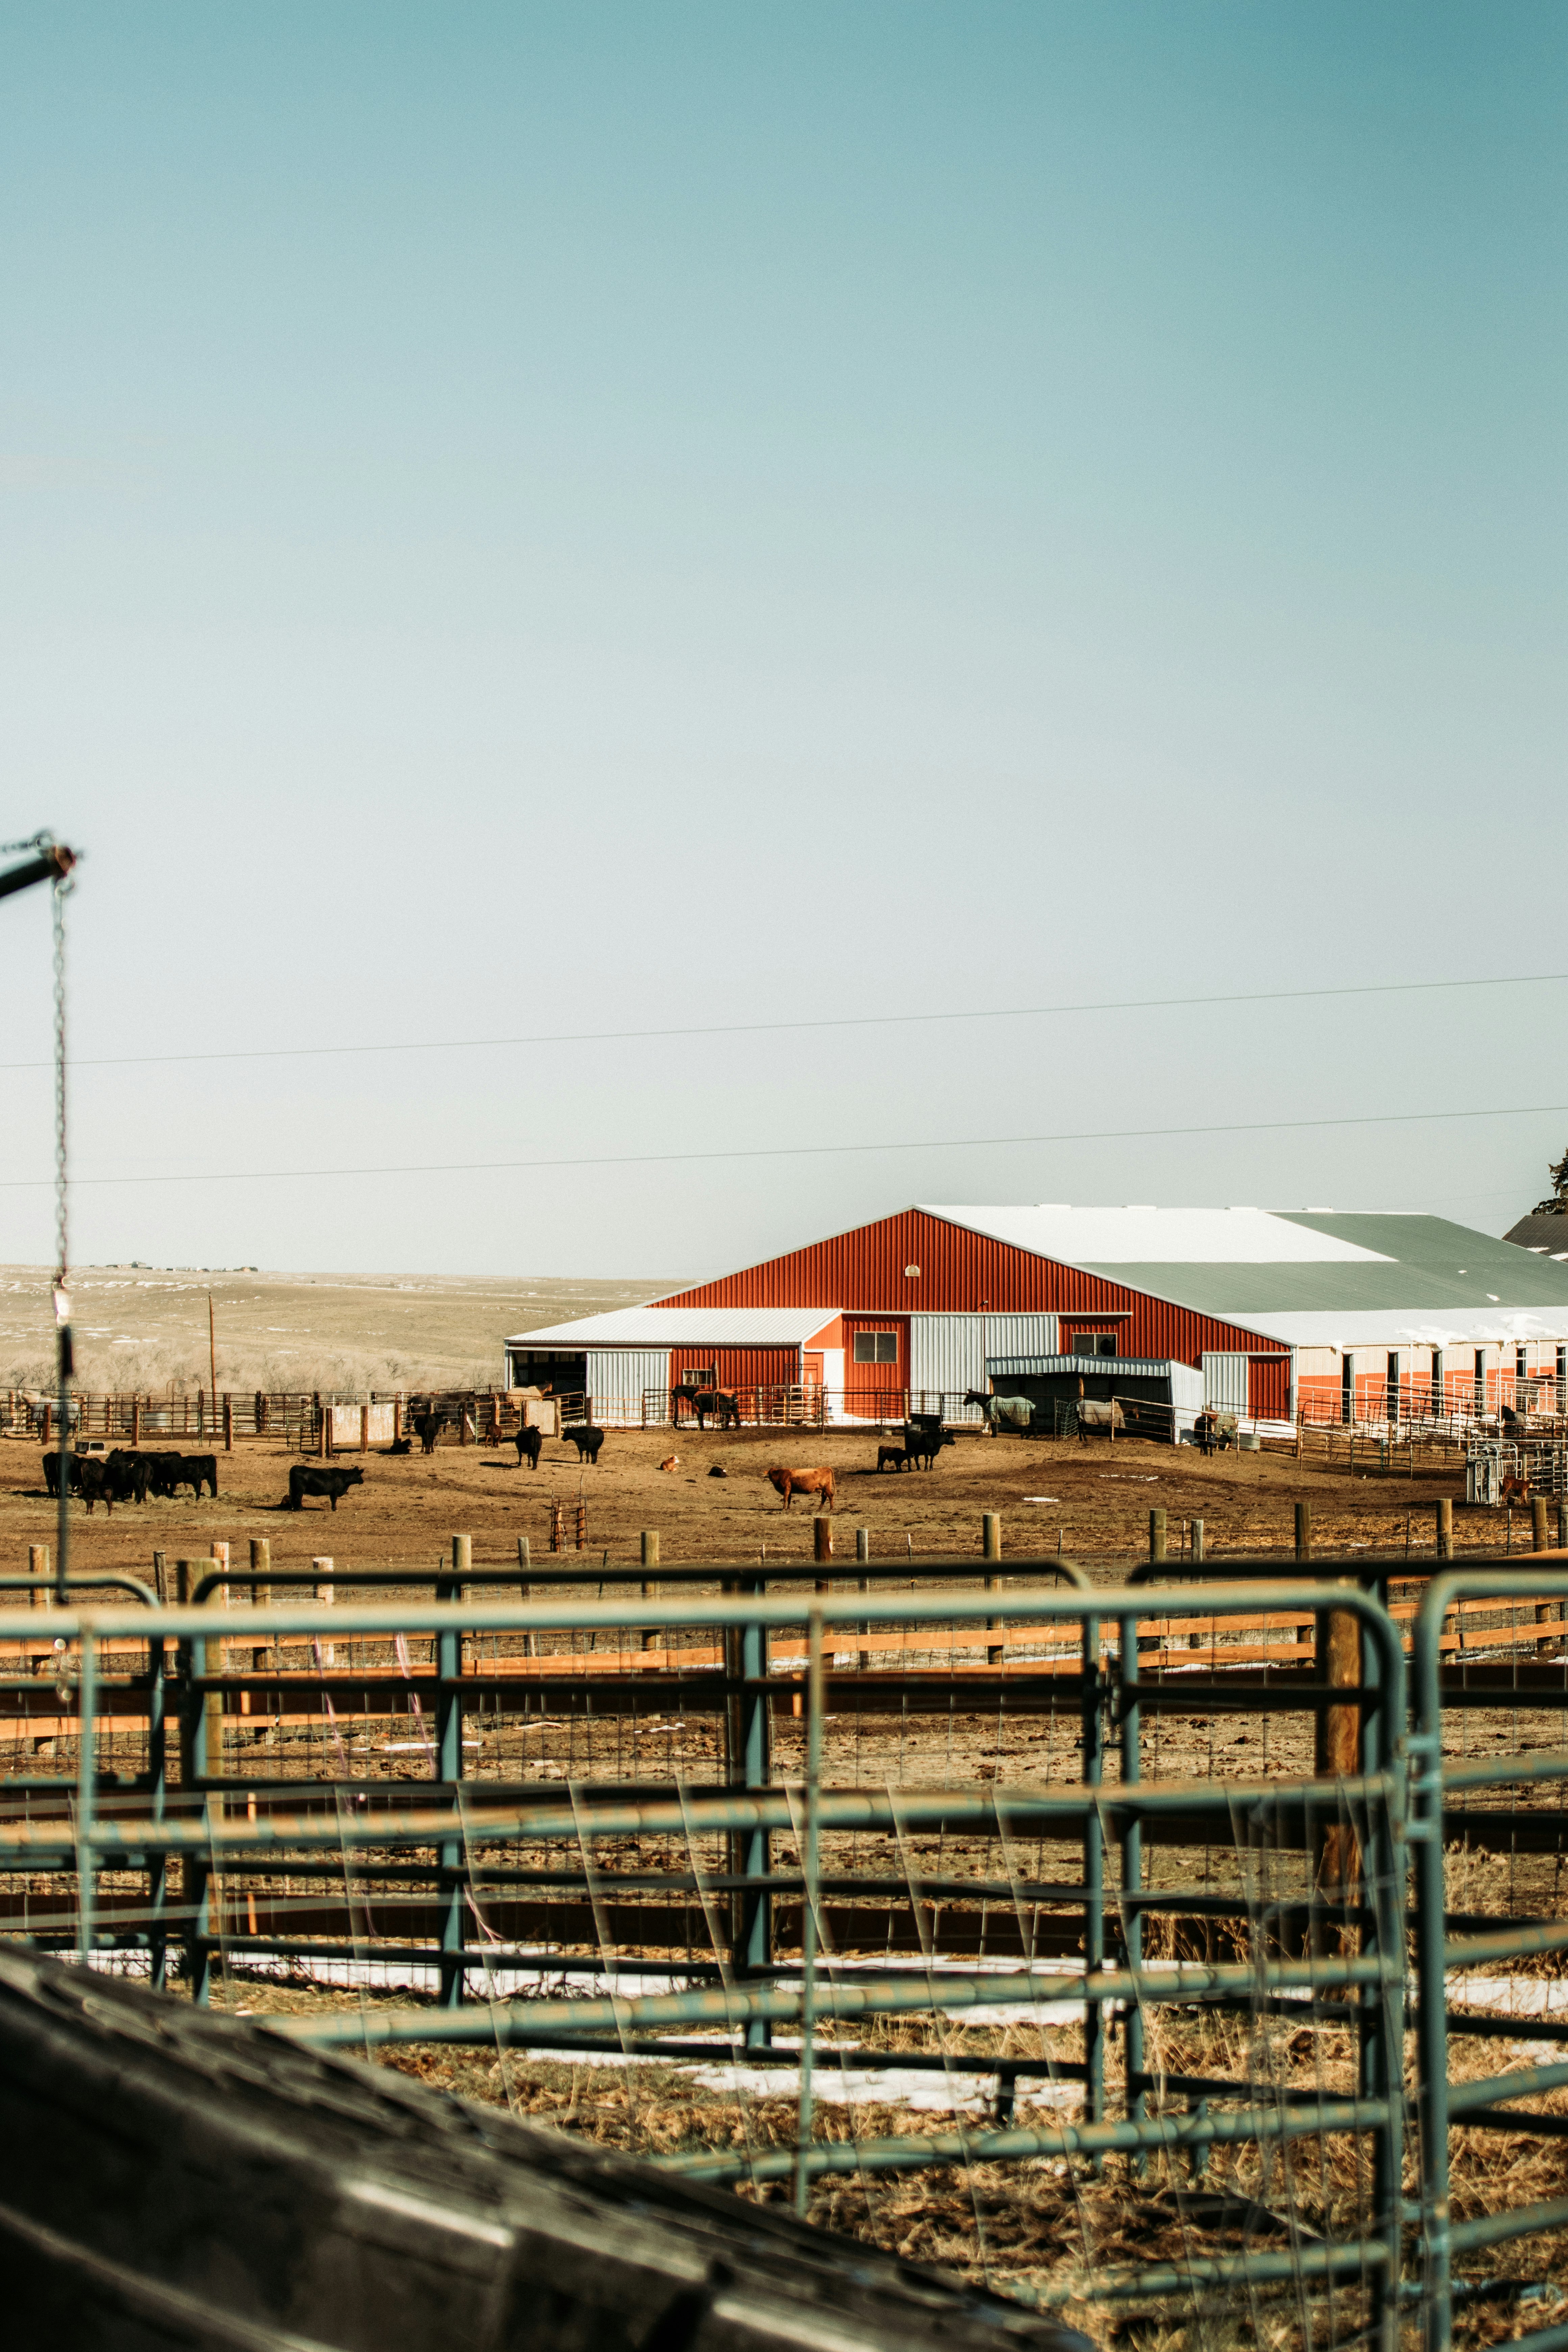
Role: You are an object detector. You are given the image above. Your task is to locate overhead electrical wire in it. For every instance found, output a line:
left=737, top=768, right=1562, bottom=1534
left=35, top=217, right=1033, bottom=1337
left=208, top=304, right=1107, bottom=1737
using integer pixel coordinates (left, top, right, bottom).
left=3, top=1095, right=1567, bottom=1191
left=0, top=967, right=1564, bottom=1074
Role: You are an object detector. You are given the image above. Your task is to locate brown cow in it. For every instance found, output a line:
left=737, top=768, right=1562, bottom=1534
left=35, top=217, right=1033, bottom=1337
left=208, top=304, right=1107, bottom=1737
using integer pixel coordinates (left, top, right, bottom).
left=766, top=1465, right=835, bottom=1512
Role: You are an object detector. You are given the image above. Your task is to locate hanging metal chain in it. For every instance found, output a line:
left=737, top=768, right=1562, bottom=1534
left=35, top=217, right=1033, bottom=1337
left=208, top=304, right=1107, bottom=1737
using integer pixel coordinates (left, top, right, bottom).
left=52, top=871, right=70, bottom=1291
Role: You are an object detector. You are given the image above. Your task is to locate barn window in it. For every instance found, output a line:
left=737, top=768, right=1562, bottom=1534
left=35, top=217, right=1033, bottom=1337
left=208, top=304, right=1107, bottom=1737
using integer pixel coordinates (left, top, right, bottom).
left=1072, top=1333, right=1117, bottom=1358
left=852, top=1332, right=898, bottom=1364
left=682, top=1366, right=715, bottom=1389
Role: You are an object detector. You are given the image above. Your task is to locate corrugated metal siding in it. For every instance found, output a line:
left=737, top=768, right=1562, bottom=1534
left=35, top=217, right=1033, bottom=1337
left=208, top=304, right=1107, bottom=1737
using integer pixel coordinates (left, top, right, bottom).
left=705, top=1347, right=802, bottom=1389
left=580, top=1350, right=669, bottom=1417
left=658, top=1208, right=1290, bottom=1366
left=1169, top=1361, right=1206, bottom=1413
left=1202, top=1352, right=1251, bottom=1412
left=1249, top=1354, right=1291, bottom=1418
left=988, top=1354, right=1178, bottom=1380
left=909, top=1313, right=1058, bottom=1413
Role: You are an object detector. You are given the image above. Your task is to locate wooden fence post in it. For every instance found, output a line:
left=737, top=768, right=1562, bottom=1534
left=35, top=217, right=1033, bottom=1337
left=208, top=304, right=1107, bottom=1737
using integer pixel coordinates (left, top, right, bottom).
left=641, top=1530, right=660, bottom=1651
left=1533, top=1497, right=1555, bottom=1653
left=314, top=1558, right=335, bottom=1665
left=132, top=1399, right=142, bottom=1447
left=1315, top=1572, right=1362, bottom=1944
left=1295, top=1500, right=1311, bottom=1562
left=1435, top=1497, right=1452, bottom=1560
left=984, top=1512, right=1003, bottom=1663
left=1148, top=1509, right=1166, bottom=1564
left=28, top=1544, right=47, bottom=1609
left=249, top=1537, right=270, bottom=1608
left=360, top=1404, right=369, bottom=1453
left=813, top=1515, right=833, bottom=1567
left=223, top=1395, right=233, bottom=1453
left=1190, top=1518, right=1204, bottom=1565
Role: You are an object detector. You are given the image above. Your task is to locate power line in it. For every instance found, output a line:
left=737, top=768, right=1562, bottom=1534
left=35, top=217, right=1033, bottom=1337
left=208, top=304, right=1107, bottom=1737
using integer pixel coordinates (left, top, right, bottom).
left=3, top=1096, right=1566, bottom=1192
left=0, top=968, right=1564, bottom=1075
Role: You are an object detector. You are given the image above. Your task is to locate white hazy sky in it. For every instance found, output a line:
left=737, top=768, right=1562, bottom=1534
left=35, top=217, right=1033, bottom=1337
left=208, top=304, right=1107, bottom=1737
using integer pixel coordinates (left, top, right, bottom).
left=2, top=3, right=1565, bottom=1282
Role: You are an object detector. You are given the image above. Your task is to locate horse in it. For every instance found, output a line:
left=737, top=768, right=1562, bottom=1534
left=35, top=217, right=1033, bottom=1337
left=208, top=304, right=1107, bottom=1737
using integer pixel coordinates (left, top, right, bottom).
left=963, top=1390, right=1033, bottom=1436
left=1074, top=1400, right=1125, bottom=1444
left=674, top=1385, right=740, bottom=1429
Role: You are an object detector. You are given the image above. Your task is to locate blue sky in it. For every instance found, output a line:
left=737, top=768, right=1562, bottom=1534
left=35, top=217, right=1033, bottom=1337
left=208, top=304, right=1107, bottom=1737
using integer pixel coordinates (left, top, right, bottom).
left=2, top=3, right=1565, bottom=1278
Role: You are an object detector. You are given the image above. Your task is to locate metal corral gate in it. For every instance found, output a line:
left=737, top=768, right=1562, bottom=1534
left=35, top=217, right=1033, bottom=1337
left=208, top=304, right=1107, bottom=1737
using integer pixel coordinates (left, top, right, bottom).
left=1, top=1567, right=1568, bottom=2346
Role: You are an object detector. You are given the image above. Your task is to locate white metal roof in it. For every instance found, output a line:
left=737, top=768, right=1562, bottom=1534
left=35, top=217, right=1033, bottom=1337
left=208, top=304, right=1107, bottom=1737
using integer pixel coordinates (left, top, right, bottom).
left=504, top=1307, right=839, bottom=1349
left=923, top=1205, right=1390, bottom=1265
left=1221, top=1308, right=1568, bottom=1351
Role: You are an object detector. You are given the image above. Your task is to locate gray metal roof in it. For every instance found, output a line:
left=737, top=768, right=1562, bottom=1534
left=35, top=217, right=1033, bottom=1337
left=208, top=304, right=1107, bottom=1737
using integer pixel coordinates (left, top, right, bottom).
left=1503, top=1212, right=1568, bottom=1256
left=930, top=1206, right=1568, bottom=1349
left=504, top=1306, right=838, bottom=1349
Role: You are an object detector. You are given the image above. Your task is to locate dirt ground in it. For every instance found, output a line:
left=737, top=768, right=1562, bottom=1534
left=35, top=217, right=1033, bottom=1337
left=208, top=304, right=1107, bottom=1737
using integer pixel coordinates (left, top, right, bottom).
left=0, top=1417, right=1498, bottom=1581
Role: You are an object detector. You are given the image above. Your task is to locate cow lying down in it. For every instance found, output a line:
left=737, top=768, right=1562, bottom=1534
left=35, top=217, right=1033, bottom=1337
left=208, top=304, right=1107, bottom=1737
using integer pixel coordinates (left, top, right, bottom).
left=287, top=1465, right=365, bottom=1511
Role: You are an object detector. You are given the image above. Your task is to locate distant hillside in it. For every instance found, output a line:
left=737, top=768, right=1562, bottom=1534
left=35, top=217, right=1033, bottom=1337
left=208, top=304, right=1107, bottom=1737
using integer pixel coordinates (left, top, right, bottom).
left=0, top=1266, right=680, bottom=1393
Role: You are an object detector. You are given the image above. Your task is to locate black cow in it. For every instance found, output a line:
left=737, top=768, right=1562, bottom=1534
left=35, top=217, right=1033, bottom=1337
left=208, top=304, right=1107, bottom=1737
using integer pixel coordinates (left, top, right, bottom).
left=384, top=1435, right=413, bottom=1454
left=105, top=1449, right=152, bottom=1506
left=413, top=1410, right=444, bottom=1455
left=902, top=1425, right=954, bottom=1471
left=287, top=1463, right=365, bottom=1511
left=514, top=1426, right=543, bottom=1470
left=141, top=1452, right=215, bottom=1500
left=876, top=1443, right=910, bottom=1472
left=41, top=1451, right=76, bottom=1498
left=563, top=1425, right=605, bottom=1465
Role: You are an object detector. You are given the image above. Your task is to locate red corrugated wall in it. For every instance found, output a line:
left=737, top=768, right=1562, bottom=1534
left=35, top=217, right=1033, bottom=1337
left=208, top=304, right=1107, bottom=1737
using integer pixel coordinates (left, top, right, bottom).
left=664, top=1346, right=802, bottom=1390
left=660, top=1209, right=1288, bottom=1374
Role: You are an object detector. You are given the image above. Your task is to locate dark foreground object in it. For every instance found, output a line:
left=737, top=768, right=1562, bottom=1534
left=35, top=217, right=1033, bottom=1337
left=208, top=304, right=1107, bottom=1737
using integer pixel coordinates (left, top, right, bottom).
left=0, top=1955, right=1091, bottom=2352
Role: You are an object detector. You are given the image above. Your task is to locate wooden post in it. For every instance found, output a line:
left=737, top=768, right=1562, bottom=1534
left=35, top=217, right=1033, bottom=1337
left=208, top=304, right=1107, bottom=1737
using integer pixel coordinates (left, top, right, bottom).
left=132, top=1399, right=142, bottom=1447
left=249, top=1537, right=270, bottom=1608
left=393, top=1395, right=403, bottom=1445
left=318, top=1401, right=328, bottom=1460
left=813, top=1515, right=833, bottom=1565
left=309, top=1555, right=336, bottom=1670
left=360, top=1404, right=369, bottom=1453
left=1191, top=1518, right=1204, bottom=1564
left=1315, top=1572, right=1362, bottom=1942
left=517, top=1534, right=532, bottom=1652
left=1533, top=1497, right=1555, bottom=1653
left=983, top=1511, right=1003, bottom=1663
left=1295, top=1500, right=1311, bottom=1562
left=223, top=1395, right=233, bottom=1453
left=1148, top=1509, right=1166, bottom=1565
left=152, top=1550, right=166, bottom=1606
left=641, top=1530, right=660, bottom=1651
left=28, top=1544, right=47, bottom=1609
left=459, top=1403, right=471, bottom=1447
left=1436, top=1497, right=1453, bottom=1560
left=855, top=1528, right=870, bottom=1565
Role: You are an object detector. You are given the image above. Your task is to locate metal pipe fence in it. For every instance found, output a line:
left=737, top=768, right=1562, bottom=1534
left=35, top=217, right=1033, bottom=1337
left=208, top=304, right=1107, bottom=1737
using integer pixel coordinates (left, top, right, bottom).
left=3, top=1563, right=1568, bottom=2343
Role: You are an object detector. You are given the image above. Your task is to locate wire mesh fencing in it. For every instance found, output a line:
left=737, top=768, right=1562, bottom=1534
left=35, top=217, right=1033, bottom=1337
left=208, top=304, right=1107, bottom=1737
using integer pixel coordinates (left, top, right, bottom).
left=4, top=1564, right=1568, bottom=2346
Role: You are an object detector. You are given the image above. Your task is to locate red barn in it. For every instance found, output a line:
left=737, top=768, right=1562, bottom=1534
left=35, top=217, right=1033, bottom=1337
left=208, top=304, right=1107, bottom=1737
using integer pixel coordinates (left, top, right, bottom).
left=504, top=1201, right=1568, bottom=1429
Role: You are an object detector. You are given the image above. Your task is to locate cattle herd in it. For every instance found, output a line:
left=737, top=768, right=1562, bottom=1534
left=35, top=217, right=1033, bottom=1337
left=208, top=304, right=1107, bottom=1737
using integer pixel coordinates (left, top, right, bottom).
left=36, top=1399, right=1014, bottom=1527
left=42, top=1448, right=217, bottom=1514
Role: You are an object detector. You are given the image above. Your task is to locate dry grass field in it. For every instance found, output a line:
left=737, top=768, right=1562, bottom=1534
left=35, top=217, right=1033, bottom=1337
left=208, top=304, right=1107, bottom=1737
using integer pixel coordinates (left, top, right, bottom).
left=0, top=1262, right=672, bottom=1395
